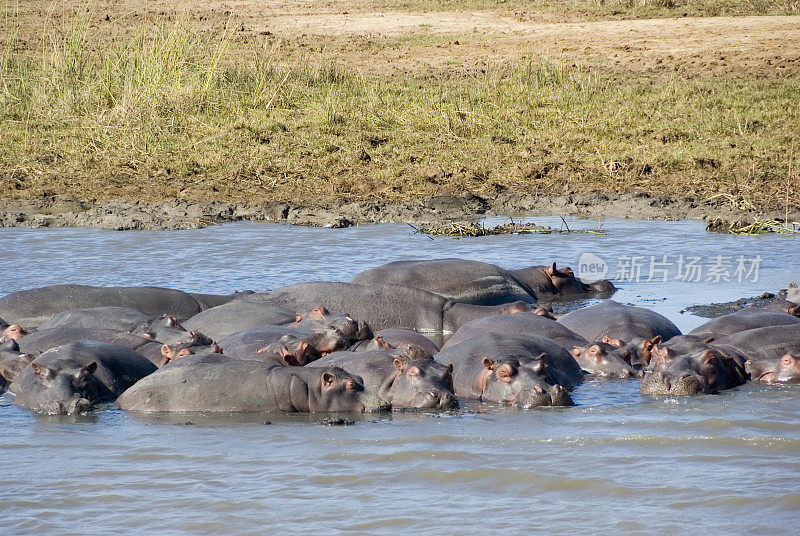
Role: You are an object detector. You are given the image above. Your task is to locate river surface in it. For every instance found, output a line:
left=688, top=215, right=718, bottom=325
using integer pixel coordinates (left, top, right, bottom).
left=1, top=217, right=799, bottom=535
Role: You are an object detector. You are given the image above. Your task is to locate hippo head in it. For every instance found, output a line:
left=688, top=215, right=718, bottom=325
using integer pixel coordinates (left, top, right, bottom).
left=256, top=334, right=321, bottom=366
left=311, top=366, right=389, bottom=413
left=378, top=357, right=458, bottom=410
left=138, top=315, right=190, bottom=345
left=544, top=262, right=616, bottom=297
left=159, top=331, right=221, bottom=367
left=306, top=328, right=350, bottom=355
left=14, top=360, right=102, bottom=414
left=295, top=306, right=373, bottom=343
left=748, top=353, right=800, bottom=384
left=478, top=355, right=573, bottom=408
left=571, top=342, right=639, bottom=379
left=1, top=324, right=27, bottom=342
left=641, top=348, right=740, bottom=396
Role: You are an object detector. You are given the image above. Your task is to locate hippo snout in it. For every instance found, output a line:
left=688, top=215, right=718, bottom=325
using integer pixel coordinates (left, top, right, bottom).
left=60, top=397, right=93, bottom=415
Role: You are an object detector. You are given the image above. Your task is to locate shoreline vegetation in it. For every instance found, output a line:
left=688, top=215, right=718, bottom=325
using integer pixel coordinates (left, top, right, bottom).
left=1, top=1, right=799, bottom=231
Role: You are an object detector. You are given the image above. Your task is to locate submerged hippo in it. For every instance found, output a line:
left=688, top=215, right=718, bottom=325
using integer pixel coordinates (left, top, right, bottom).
left=434, top=333, right=583, bottom=407
left=291, top=306, right=373, bottom=343
left=10, top=341, right=157, bottom=414
left=117, top=353, right=388, bottom=413
left=313, top=348, right=457, bottom=410
left=507, top=262, right=616, bottom=300
left=182, top=301, right=297, bottom=340
left=217, top=325, right=348, bottom=361
left=746, top=353, right=800, bottom=384
left=689, top=307, right=800, bottom=340
left=0, top=284, right=246, bottom=330
left=442, top=312, right=588, bottom=351
left=640, top=336, right=747, bottom=396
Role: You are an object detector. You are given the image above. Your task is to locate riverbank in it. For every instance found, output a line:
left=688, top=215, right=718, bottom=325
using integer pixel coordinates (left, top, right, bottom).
left=1, top=2, right=798, bottom=229
left=3, top=191, right=798, bottom=231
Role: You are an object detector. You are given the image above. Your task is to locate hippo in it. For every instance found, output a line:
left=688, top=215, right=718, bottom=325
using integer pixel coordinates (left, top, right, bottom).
left=216, top=325, right=347, bottom=361
left=0, top=284, right=246, bottom=330
left=688, top=307, right=800, bottom=340
left=713, top=324, right=800, bottom=362
left=182, top=301, right=297, bottom=340
left=569, top=342, right=640, bottom=379
left=351, top=259, right=537, bottom=305
left=640, top=336, right=747, bottom=396
left=17, top=327, right=168, bottom=366
left=746, top=353, right=800, bottom=384
left=0, top=339, right=34, bottom=386
left=244, top=334, right=322, bottom=367
left=434, top=333, right=583, bottom=407
left=116, top=353, right=388, bottom=413
left=313, top=349, right=458, bottom=410
left=38, top=306, right=153, bottom=333
left=442, top=312, right=588, bottom=351
left=157, top=331, right=223, bottom=367
left=558, top=300, right=681, bottom=366
left=507, top=262, right=616, bottom=300
left=10, top=341, right=157, bottom=414
left=762, top=298, right=800, bottom=317
left=242, top=282, right=449, bottom=333
left=350, top=329, right=441, bottom=357
left=291, top=306, right=373, bottom=343
left=1, top=323, right=26, bottom=342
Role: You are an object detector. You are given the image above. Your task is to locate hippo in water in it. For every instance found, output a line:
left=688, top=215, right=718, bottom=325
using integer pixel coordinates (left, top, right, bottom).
left=217, top=325, right=348, bottom=361
left=351, top=258, right=614, bottom=305
left=433, top=333, right=583, bottom=407
left=0, top=284, right=247, bottom=330
left=640, top=336, right=747, bottom=396
left=442, top=312, right=588, bottom=351
left=746, top=353, right=800, bottom=384
left=182, top=301, right=297, bottom=340
left=313, top=348, right=458, bottom=410
left=10, top=341, right=157, bottom=414
left=688, top=307, right=800, bottom=340
left=291, top=306, right=373, bottom=344
left=117, top=352, right=388, bottom=413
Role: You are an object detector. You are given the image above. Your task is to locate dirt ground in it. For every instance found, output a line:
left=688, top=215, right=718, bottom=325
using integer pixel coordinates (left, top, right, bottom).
left=11, top=1, right=800, bottom=79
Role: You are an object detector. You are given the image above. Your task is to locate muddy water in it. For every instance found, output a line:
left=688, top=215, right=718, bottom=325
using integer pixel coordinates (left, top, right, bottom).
left=1, top=217, right=799, bottom=534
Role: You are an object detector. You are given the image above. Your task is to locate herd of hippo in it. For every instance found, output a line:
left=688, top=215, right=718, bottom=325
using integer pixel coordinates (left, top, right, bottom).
left=1, top=258, right=799, bottom=415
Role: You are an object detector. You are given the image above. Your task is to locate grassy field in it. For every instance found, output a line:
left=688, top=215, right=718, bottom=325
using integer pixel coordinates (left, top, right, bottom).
left=1, top=3, right=798, bottom=211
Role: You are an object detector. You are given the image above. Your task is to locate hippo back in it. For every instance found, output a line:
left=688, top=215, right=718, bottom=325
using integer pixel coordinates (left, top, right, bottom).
left=558, top=300, right=681, bottom=342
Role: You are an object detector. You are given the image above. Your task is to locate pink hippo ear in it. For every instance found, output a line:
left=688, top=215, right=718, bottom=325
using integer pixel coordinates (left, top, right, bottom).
left=587, top=345, right=604, bottom=362
left=546, top=262, right=557, bottom=276
left=295, top=313, right=304, bottom=323
left=602, top=336, right=624, bottom=348
left=482, top=357, right=496, bottom=371
left=161, top=344, right=172, bottom=358
left=571, top=346, right=583, bottom=357
left=780, top=354, right=798, bottom=370
left=393, top=358, right=405, bottom=371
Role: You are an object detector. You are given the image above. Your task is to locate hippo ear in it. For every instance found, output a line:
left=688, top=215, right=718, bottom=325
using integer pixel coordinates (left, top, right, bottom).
left=701, top=350, right=717, bottom=365
left=31, top=362, right=53, bottom=379
left=602, top=337, right=624, bottom=348
left=393, top=358, right=404, bottom=371
left=321, top=371, right=335, bottom=387
left=482, top=357, right=496, bottom=371
left=295, top=313, right=304, bottom=323
left=165, top=316, right=177, bottom=327
left=298, top=341, right=309, bottom=354
left=651, top=336, right=662, bottom=345
left=547, top=262, right=556, bottom=275
left=310, top=306, right=327, bottom=320
left=571, top=346, right=583, bottom=357
left=161, top=344, right=172, bottom=357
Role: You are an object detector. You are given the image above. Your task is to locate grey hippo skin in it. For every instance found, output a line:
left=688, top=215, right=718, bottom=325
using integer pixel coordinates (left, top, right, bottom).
left=640, top=336, right=747, bottom=396
left=10, top=341, right=157, bottom=414
left=558, top=300, right=682, bottom=367
left=182, top=301, right=297, bottom=340
left=688, top=307, right=800, bottom=340
left=313, top=349, right=457, bottom=410
left=443, top=312, right=588, bottom=351
left=714, top=324, right=800, bottom=362
left=116, top=353, right=388, bottom=413
left=0, top=284, right=245, bottom=330
left=433, top=333, right=584, bottom=407
left=38, top=307, right=153, bottom=333
left=351, top=258, right=615, bottom=305
left=241, top=282, right=449, bottom=333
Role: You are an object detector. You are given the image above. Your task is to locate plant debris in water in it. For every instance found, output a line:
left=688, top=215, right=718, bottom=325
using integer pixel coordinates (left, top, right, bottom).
left=409, top=219, right=606, bottom=238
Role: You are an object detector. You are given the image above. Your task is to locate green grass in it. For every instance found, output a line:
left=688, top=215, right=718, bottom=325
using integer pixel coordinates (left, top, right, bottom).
left=1, top=11, right=798, bottom=210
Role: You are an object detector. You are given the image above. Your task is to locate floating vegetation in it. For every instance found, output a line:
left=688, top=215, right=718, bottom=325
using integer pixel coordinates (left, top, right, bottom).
left=709, top=219, right=800, bottom=235
left=409, top=219, right=606, bottom=238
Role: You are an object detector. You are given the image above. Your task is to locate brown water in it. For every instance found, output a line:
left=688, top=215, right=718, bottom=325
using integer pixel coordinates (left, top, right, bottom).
left=1, top=218, right=799, bottom=534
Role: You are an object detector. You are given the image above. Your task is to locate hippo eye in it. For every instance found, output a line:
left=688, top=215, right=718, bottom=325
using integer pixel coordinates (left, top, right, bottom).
left=407, top=366, right=420, bottom=378
left=781, top=355, right=795, bottom=367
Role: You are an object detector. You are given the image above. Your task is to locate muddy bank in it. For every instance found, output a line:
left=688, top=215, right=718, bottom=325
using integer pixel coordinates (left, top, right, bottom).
left=1, top=191, right=797, bottom=231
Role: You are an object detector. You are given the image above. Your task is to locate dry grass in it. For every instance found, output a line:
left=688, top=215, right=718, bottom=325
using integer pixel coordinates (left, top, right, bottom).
left=0, top=6, right=798, bottom=211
